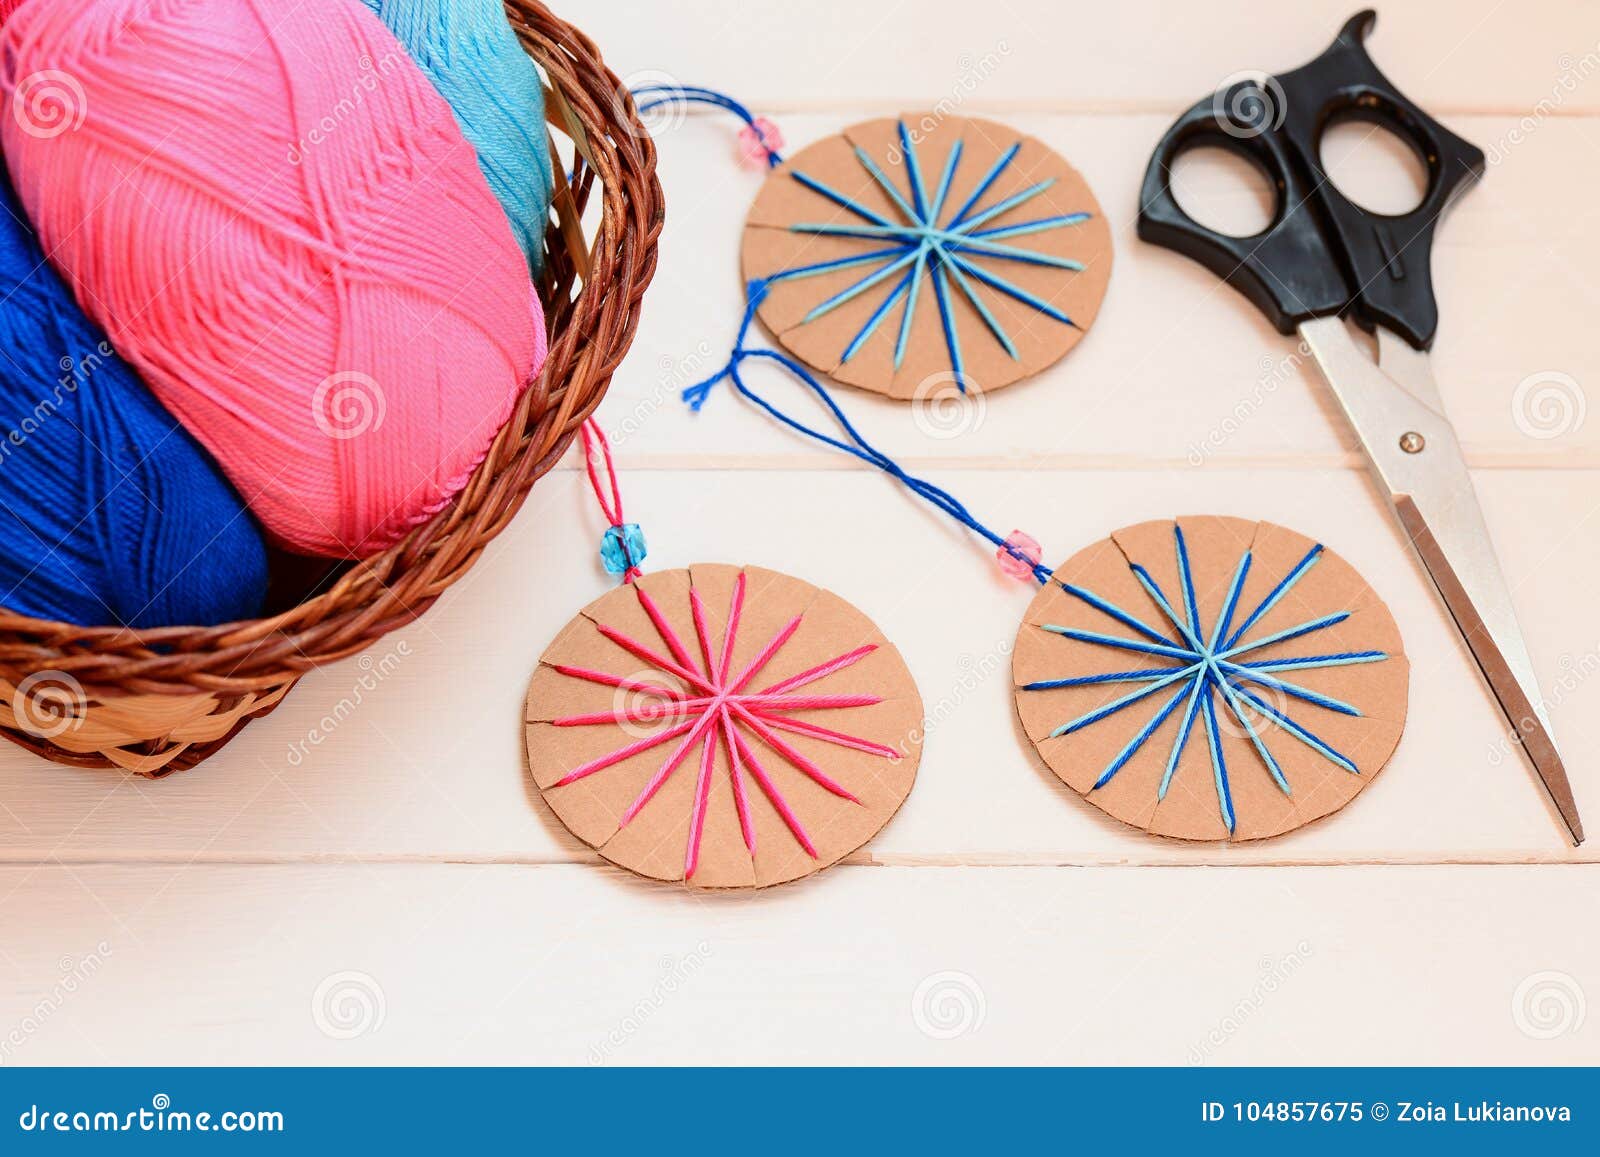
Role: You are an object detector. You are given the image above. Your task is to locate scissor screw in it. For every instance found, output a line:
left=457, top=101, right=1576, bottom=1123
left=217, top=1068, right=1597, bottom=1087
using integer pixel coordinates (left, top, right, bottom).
left=1399, top=432, right=1426, bottom=454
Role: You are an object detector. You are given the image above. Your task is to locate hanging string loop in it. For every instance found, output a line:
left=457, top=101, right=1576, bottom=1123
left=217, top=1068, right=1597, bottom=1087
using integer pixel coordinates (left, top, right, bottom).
left=630, top=84, right=785, bottom=168
left=580, top=418, right=647, bottom=583
left=683, top=281, right=1052, bottom=585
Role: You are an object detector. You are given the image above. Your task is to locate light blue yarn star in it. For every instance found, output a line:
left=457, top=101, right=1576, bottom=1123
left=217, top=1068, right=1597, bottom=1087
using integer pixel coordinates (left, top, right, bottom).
left=768, top=122, right=1091, bottom=392
left=1022, top=526, right=1388, bottom=833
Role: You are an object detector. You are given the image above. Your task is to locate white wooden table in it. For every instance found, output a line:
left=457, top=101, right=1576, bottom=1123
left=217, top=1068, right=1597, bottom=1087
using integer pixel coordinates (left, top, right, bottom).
left=2, top=0, right=1597, bottom=1066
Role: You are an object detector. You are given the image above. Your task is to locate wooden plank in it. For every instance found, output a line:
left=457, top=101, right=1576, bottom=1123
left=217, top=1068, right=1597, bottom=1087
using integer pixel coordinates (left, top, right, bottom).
left=0, top=863, right=1593, bottom=1064
left=1, top=467, right=1592, bottom=865
left=615, top=111, right=1600, bottom=469
left=578, top=0, right=1600, bottom=114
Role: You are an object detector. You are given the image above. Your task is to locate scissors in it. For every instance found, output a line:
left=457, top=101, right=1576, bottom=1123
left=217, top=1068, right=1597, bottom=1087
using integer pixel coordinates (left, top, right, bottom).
left=1137, top=10, right=1583, bottom=844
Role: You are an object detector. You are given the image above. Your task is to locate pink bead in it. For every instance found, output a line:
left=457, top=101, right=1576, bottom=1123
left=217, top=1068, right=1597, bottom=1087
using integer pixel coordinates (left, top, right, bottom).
left=997, top=531, right=1043, bottom=580
left=738, top=117, right=784, bottom=167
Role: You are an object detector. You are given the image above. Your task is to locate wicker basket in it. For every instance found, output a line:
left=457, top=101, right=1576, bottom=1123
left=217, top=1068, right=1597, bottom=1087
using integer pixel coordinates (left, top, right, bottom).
left=0, top=1, right=664, bottom=775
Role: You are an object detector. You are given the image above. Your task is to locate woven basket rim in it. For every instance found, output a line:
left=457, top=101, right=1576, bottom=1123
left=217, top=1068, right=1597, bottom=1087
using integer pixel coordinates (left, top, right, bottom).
left=0, top=0, right=665, bottom=701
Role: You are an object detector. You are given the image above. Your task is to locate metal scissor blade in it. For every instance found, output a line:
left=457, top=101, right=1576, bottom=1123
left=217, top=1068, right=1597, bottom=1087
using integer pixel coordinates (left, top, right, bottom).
left=1298, top=317, right=1583, bottom=845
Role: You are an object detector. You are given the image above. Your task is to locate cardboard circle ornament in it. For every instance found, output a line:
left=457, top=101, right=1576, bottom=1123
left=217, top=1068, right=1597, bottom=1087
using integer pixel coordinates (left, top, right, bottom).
left=1013, top=517, right=1409, bottom=841
left=740, top=112, right=1113, bottom=399
left=525, top=425, right=922, bottom=889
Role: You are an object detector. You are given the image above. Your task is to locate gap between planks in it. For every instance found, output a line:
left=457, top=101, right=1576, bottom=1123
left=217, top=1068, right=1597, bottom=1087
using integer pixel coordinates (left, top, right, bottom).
left=548, top=453, right=1600, bottom=472
left=0, top=851, right=1591, bottom=868
left=684, top=101, right=1600, bottom=121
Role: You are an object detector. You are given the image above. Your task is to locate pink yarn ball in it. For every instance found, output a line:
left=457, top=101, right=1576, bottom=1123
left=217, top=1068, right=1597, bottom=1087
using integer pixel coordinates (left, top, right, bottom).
left=1, top=0, right=545, bottom=558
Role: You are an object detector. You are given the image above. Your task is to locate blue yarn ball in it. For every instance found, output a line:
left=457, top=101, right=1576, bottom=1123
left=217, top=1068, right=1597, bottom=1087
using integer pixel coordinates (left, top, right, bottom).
left=362, top=0, right=555, bottom=273
left=0, top=176, right=268, bottom=629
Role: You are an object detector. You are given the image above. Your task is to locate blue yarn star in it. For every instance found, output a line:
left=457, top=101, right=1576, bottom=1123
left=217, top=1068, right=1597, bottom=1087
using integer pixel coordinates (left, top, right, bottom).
left=1023, top=526, right=1388, bottom=833
left=766, top=121, right=1090, bottom=392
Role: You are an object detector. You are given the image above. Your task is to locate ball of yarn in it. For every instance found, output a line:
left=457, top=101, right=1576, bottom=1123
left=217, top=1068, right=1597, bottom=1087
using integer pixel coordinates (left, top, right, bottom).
left=0, top=175, right=267, bottom=628
left=1, top=0, right=545, bottom=559
left=362, top=0, right=555, bottom=273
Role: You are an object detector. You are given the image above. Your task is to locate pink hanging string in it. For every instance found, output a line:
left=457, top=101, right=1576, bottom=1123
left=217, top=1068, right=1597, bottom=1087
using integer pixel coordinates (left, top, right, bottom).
left=579, top=418, right=642, bottom=583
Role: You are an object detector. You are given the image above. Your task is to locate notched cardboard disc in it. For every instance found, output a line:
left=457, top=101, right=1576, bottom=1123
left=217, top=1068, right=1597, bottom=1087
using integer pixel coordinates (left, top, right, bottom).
left=1012, top=517, right=1409, bottom=842
left=741, top=113, right=1112, bottom=399
left=526, top=565, right=923, bottom=888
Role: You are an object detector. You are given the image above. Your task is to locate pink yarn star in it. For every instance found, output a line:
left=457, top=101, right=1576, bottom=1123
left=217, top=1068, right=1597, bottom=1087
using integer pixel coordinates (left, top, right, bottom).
left=549, top=572, right=893, bottom=879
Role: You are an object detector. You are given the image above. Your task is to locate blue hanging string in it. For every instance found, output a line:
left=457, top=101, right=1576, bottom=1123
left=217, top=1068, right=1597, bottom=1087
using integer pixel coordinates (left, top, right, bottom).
left=683, top=303, right=1387, bottom=832
left=683, top=279, right=1053, bottom=585
left=630, top=84, right=785, bottom=168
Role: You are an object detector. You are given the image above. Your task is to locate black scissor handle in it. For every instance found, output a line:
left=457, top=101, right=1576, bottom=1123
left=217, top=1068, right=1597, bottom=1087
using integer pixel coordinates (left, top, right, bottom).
left=1138, top=10, right=1486, bottom=349
left=1137, top=86, right=1350, bottom=337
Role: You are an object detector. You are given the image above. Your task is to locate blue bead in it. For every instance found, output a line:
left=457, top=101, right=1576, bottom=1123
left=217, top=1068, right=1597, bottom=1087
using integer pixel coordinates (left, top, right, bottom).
left=601, top=523, right=647, bottom=575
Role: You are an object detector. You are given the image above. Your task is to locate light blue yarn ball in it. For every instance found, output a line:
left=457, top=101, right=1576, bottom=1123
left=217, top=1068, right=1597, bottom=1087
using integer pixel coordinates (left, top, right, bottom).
left=362, top=0, right=555, bottom=273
